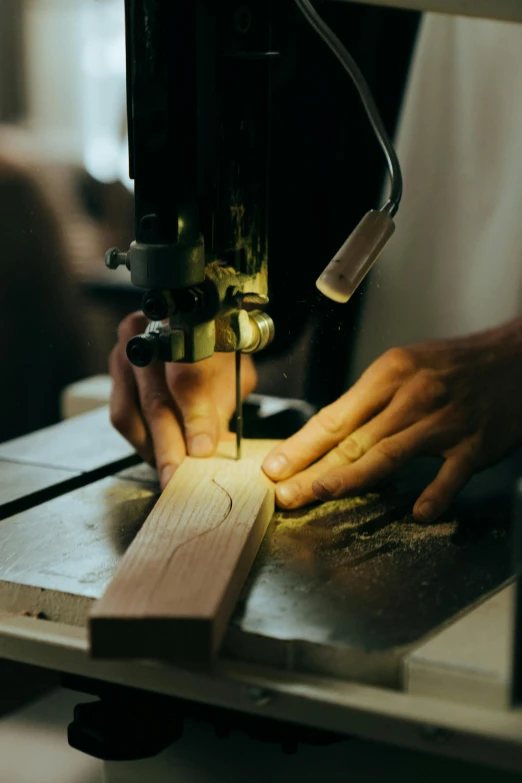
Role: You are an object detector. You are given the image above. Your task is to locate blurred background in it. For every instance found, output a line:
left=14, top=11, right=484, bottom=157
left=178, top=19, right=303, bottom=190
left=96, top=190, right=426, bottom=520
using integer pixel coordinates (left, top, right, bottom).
left=0, top=0, right=139, bottom=444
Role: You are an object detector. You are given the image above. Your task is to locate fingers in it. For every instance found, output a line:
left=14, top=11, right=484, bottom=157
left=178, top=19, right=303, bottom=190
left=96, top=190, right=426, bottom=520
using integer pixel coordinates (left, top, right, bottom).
left=311, top=419, right=439, bottom=505
left=171, top=353, right=256, bottom=448
left=110, top=313, right=258, bottom=486
left=166, top=361, right=223, bottom=457
left=274, top=429, right=374, bottom=509
left=109, top=346, right=154, bottom=463
left=264, top=347, right=421, bottom=482
left=413, top=446, right=475, bottom=522
left=132, top=361, right=187, bottom=488
left=311, top=435, right=474, bottom=523
left=109, top=320, right=154, bottom=464
left=273, top=373, right=447, bottom=509
left=275, top=421, right=387, bottom=509
left=263, top=375, right=399, bottom=482
left=111, top=312, right=185, bottom=487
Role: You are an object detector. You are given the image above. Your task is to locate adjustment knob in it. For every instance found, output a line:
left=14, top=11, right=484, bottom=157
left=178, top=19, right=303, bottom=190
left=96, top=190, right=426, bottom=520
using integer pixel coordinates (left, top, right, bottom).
left=126, top=334, right=161, bottom=367
left=142, top=289, right=177, bottom=321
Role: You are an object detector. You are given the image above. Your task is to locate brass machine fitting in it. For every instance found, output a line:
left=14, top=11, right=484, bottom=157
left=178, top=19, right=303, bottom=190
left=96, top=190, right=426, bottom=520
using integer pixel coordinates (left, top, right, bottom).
left=214, top=309, right=274, bottom=355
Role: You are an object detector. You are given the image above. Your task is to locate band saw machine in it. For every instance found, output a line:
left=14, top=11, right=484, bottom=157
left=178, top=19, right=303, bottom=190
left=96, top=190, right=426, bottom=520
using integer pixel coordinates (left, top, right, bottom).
left=2, top=0, right=522, bottom=779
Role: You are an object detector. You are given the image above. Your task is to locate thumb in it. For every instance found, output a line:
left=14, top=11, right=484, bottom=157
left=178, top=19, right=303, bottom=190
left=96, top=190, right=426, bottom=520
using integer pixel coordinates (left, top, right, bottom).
left=166, top=362, right=220, bottom=457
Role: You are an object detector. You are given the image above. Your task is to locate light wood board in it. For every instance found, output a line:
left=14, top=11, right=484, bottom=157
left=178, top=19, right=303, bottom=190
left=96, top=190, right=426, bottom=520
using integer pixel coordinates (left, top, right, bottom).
left=89, top=440, right=278, bottom=664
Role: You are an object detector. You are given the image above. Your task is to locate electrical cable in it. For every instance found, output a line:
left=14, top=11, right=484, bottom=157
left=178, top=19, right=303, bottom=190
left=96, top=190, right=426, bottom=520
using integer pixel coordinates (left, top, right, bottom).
left=293, top=0, right=402, bottom=216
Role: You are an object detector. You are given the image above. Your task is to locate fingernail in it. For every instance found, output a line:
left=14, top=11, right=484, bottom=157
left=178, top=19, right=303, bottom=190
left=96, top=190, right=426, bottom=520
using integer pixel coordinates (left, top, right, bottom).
left=276, top=483, right=299, bottom=507
left=263, top=454, right=288, bottom=479
left=160, top=464, right=176, bottom=489
left=313, top=476, right=343, bottom=499
left=416, top=501, right=437, bottom=522
left=189, top=433, right=215, bottom=458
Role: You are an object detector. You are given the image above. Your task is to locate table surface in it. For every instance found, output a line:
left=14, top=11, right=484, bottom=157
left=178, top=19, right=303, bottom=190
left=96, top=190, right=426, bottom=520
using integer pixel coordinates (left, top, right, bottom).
left=0, top=408, right=516, bottom=689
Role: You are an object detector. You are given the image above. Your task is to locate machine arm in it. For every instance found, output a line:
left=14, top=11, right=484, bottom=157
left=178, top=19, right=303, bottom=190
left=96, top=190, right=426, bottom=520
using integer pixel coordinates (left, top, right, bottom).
left=106, top=0, right=276, bottom=367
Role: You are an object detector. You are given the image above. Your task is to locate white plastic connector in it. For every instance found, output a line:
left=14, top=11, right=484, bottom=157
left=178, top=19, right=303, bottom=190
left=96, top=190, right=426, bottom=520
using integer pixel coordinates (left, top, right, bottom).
left=316, top=210, right=395, bottom=304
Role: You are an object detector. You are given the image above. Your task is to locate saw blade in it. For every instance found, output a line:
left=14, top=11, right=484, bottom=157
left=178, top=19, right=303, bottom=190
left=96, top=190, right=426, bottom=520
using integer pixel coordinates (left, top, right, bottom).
left=235, top=351, right=242, bottom=460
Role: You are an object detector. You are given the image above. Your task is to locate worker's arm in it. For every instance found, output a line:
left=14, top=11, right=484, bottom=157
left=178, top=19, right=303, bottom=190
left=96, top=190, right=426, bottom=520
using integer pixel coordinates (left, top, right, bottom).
left=263, top=317, right=522, bottom=522
left=110, top=313, right=257, bottom=488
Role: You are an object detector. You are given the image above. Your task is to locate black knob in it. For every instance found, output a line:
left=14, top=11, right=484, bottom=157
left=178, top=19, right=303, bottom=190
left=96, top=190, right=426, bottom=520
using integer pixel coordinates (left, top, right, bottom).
left=68, top=700, right=182, bottom=761
left=141, top=289, right=176, bottom=321
left=126, top=334, right=160, bottom=367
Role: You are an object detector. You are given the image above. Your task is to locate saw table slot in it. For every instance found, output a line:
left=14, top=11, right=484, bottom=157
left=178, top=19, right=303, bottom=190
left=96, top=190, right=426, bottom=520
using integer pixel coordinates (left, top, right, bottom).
left=0, top=455, right=141, bottom=523
left=0, top=407, right=141, bottom=521
left=0, top=407, right=135, bottom=473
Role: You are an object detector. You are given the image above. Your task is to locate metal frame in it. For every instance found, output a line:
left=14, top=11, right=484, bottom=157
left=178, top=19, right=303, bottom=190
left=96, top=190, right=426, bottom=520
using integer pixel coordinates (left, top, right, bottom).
left=1, top=613, right=522, bottom=772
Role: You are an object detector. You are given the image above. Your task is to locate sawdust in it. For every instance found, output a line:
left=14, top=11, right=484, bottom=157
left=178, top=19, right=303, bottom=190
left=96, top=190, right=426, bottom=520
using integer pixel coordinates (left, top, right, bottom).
left=274, top=494, right=380, bottom=530
left=353, top=516, right=456, bottom=557
left=272, top=494, right=457, bottom=560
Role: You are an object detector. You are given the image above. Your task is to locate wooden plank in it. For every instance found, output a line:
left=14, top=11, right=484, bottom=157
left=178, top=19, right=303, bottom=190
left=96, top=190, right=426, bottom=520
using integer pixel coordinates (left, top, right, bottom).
left=89, top=440, right=278, bottom=664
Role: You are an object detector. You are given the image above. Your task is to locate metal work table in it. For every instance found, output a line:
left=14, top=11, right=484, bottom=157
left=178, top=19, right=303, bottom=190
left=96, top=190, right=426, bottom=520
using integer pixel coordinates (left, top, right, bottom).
left=0, top=407, right=514, bottom=686
left=0, top=408, right=520, bottom=771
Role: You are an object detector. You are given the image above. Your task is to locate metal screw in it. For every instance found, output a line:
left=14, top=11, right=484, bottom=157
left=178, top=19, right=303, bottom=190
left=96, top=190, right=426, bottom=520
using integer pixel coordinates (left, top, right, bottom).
left=105, top=247, right=128, bottom=270
left=176, top=287, right=204, bottom=314
left=420, top=725, right=452, bottom=745
left=140, top=214, right=157, bottom=233
left=245, top=686, right=273, bottom=706
left=141, top=290, right=175, bottom=321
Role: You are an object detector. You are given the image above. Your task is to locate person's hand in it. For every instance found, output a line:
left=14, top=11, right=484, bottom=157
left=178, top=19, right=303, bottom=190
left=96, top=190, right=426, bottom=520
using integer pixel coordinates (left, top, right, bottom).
left=110, top=313, right=257, bottom=488
left=263, top=320, right=522, bottom=522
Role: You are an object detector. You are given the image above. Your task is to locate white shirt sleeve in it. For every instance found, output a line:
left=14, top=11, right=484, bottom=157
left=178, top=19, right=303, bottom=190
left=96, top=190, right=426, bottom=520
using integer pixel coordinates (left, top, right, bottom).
left=351, top=13, right=522, bottom=383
